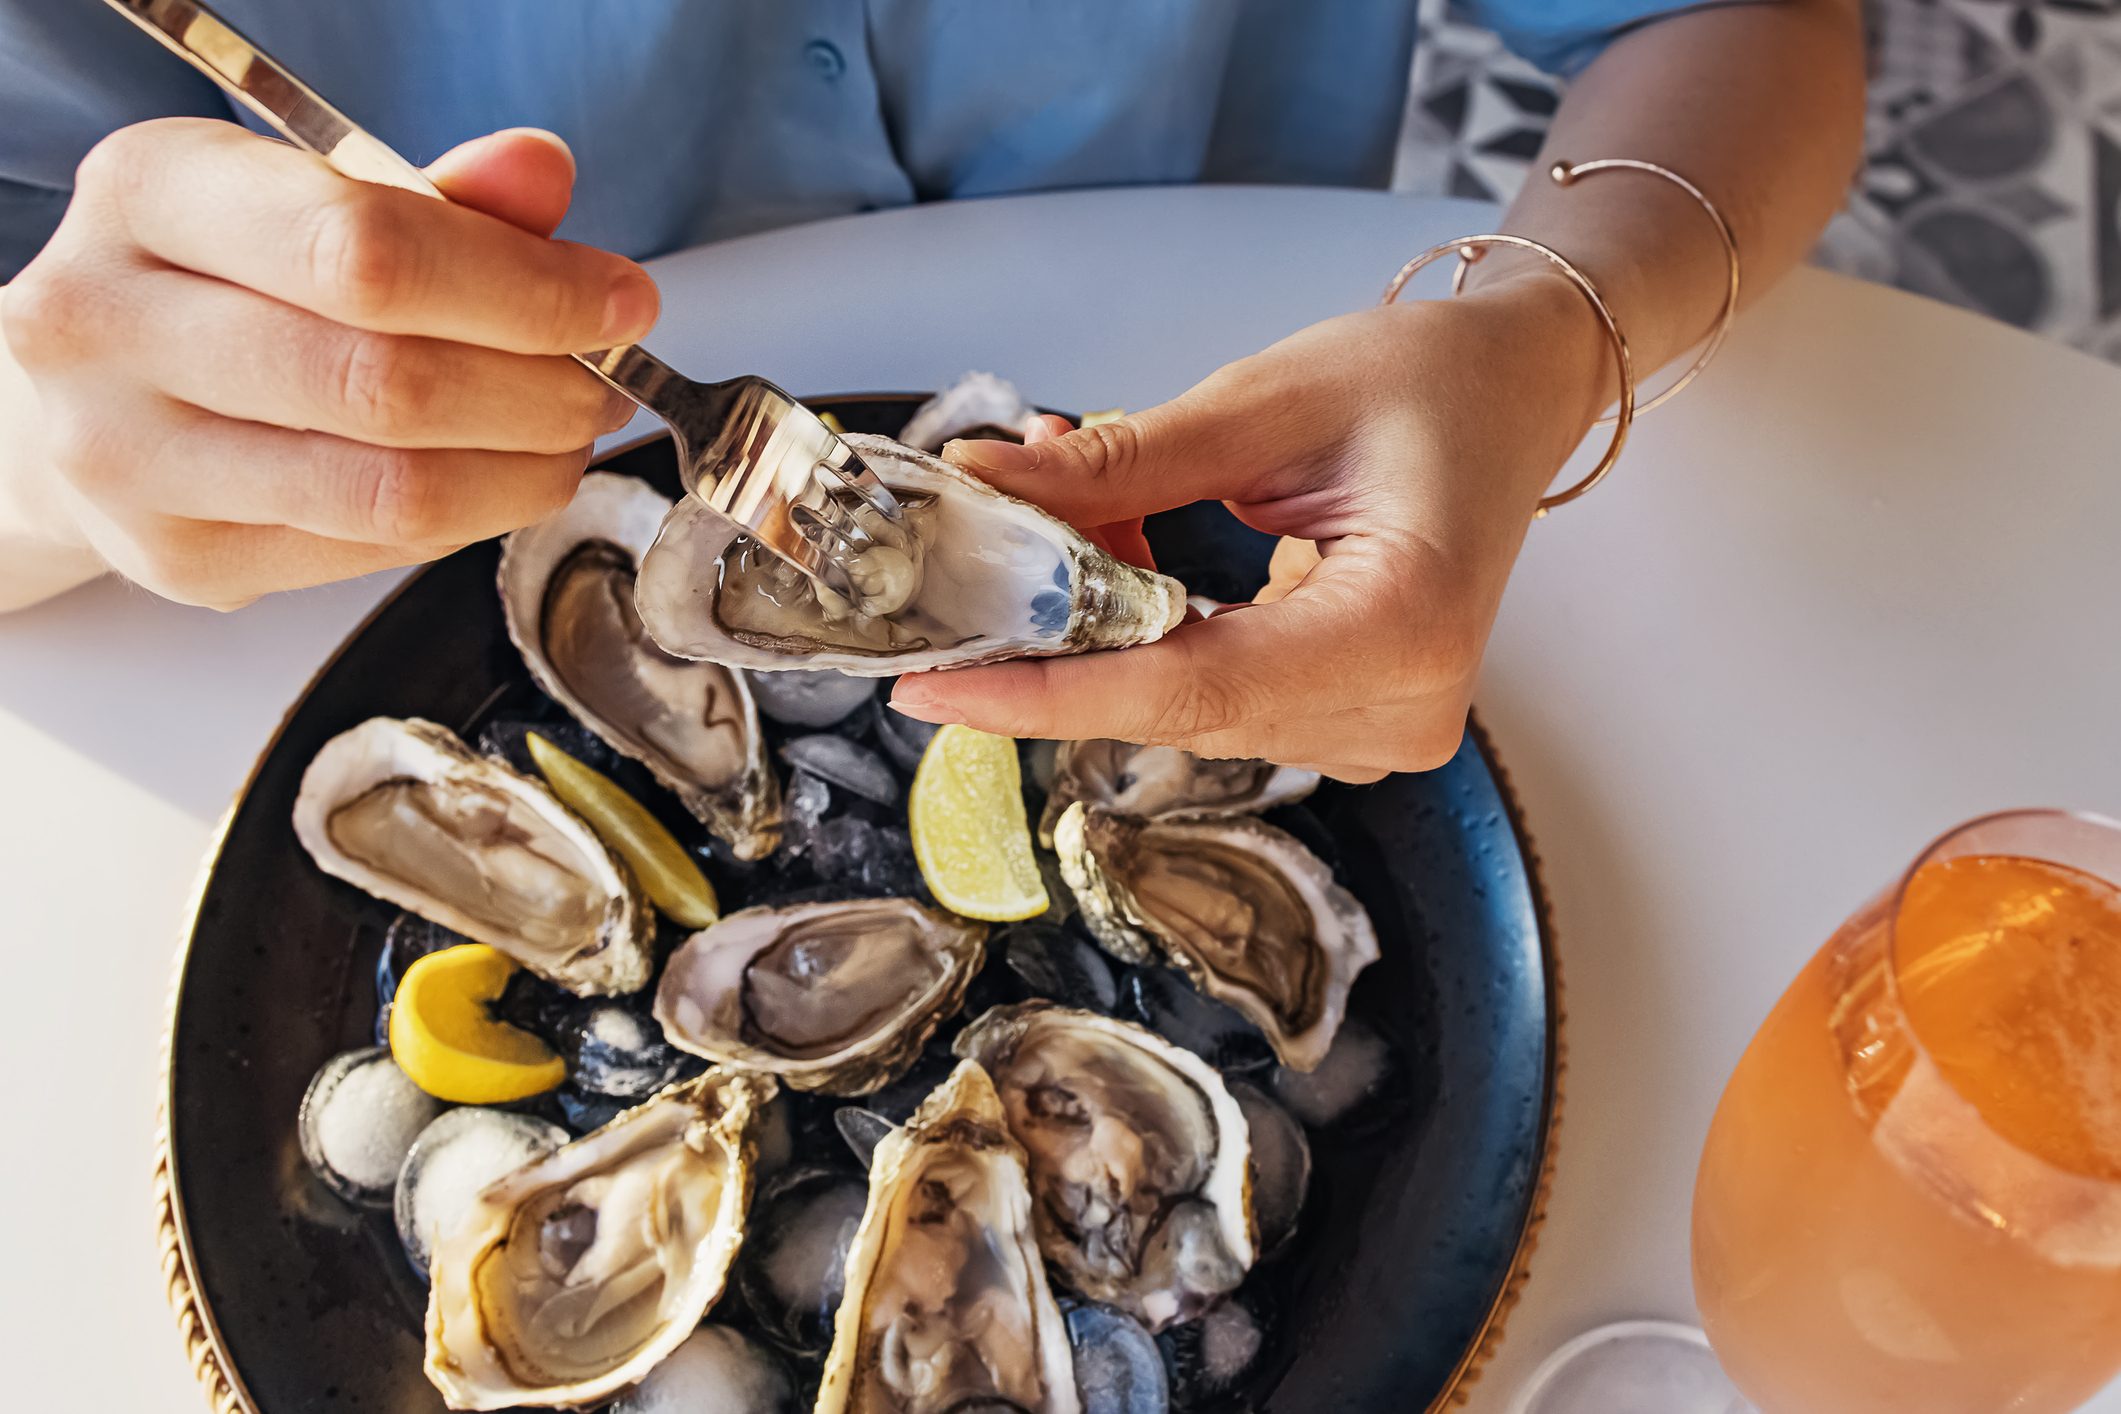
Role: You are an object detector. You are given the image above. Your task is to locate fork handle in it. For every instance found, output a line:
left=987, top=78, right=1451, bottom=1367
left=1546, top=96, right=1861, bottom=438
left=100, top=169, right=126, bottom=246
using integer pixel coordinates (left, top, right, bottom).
left=100, top=0, right=681, bottom=411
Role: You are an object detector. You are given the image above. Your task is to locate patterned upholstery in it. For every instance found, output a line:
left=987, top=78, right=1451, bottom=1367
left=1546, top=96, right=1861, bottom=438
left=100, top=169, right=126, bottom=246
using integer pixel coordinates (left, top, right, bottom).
left=1390, top=0, right=2121, bottom=363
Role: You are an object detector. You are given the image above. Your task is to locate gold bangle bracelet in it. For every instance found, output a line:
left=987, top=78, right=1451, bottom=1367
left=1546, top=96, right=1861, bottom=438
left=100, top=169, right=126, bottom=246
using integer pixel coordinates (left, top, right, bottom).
left=1455, top=158, right=1742, bottom=423
left=1382, top=233, right=1635, bottom=515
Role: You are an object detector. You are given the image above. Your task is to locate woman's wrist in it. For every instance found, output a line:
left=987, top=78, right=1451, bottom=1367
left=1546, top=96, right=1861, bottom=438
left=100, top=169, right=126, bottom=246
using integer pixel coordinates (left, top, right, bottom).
left=1457, top=265, right=1620, bottom=432
left=1395, top=269, right=1617, bottom=515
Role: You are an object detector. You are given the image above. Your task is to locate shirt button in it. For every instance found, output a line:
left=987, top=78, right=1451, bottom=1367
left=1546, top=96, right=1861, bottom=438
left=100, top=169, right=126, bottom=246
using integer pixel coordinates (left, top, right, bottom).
left=804, top=39, right=846, bottom=81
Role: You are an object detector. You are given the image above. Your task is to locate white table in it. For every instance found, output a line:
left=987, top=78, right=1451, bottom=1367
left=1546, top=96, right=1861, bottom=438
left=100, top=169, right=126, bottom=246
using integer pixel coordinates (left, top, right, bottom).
left=4, top=186, right=2117, bottom=1413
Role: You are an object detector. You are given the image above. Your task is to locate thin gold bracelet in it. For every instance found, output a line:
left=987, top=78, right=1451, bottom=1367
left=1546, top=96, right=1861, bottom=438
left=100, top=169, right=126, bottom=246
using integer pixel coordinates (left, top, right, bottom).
left=1456, top=158, right=1742, bottom=424
left=1383, top=233, right=1635, bottom=515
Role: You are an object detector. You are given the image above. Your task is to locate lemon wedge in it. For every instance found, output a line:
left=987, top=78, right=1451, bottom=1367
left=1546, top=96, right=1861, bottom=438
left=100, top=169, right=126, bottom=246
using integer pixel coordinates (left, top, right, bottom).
left=526, top=732, right=719, bottom=930
left=389, top=944, right=566, bottom=1104
left=908, top=724, right=1049, bottom=922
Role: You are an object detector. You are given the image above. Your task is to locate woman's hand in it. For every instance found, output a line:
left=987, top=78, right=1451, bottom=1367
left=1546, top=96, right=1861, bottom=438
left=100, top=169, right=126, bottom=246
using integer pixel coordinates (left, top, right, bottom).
left=889, top=275, right=1609, bottom=781
left=0, top=119, right=656, bottom=609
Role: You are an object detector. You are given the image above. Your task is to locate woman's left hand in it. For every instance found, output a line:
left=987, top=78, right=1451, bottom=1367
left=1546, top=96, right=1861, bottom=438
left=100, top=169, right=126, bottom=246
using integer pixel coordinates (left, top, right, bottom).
left=887, top=273, right=1609, bottom=782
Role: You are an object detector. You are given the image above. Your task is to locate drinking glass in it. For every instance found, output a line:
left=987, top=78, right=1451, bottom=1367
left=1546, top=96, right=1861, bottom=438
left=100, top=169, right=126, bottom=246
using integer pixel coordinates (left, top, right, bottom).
left=1692, top=810, right=2121, bottom=1413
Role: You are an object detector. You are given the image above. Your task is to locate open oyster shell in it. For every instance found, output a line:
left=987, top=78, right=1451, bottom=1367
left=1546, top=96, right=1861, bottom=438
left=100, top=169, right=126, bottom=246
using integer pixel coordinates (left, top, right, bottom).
left=955, top=1003, right=1255, bottom=1331
left=1038, top=740, right=1320, bottom=845
left=1053, top=801, right=1379, bottom=1072
left=293, top=717, right=652, bottom=996
left=499, top=472, right=781, bottom=859
left=816, top=1060, right=1080, bottom=1414
left=632, top=435, right=1186, bottom=676
left=654, top=898, right=987, bottom=1095
left=423, top=1069, right=774, bottom=1410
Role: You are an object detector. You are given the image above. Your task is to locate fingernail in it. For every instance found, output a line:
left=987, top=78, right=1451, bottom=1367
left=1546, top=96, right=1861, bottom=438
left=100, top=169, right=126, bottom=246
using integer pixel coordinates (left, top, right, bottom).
left=601, top=271, right=660, bottom=343
left=515, top=127, right=575, bottom=178
left=888, top=692, right=962, bottom=726
left=943, top=438, right=1038, bottom=476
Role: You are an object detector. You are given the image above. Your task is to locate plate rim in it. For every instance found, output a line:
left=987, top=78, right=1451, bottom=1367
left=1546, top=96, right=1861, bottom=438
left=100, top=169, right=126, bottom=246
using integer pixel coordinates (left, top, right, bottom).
left=150, top=412, right=1565, bottom=1414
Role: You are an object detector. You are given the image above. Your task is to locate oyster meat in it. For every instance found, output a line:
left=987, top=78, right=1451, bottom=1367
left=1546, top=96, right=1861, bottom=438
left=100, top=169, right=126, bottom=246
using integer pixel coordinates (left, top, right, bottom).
left=816, top=1060, right=1080, bottom=1414
left=1053, top=802, right=1378, bottom=1072
left=293, top=717, right=653, bottom=996
left=424, top=1069, right=775, bottom=1410
left=633, top=435, right=1185, bottom=675
left=1038, top=740, right=1320, bottom=844
left=654, top=898, right=987, bottom=1095
left=499, top=472, right=782, bottom=859
left=955, top=1003, right=1255, bottom=1331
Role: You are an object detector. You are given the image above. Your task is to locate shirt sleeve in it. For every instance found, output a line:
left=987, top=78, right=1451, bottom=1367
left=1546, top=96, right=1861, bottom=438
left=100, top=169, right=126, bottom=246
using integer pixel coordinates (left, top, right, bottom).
left=0, top=0, right=227, bottom=279
left=1466, top=0, right=1774, bottom=77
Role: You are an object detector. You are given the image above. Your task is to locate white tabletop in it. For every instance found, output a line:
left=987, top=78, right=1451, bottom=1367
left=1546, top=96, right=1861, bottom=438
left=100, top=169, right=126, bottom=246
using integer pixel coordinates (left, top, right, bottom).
left=4, top=185, right=2117, bottom=1413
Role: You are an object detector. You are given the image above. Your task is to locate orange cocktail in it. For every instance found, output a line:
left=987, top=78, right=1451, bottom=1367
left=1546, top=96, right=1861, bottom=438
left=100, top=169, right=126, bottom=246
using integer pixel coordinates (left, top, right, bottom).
left=1693, top=811, right=2121, bottom=1414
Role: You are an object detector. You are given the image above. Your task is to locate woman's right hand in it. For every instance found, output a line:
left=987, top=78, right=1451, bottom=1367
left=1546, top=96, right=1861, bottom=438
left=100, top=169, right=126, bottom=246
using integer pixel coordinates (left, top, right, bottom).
left=0, top=119, right=658, bottom=608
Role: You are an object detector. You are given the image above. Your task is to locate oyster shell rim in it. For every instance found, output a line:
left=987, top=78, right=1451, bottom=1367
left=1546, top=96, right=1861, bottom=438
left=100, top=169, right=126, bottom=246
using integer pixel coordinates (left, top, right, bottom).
left=1036, top=739, right=1322, bottom=847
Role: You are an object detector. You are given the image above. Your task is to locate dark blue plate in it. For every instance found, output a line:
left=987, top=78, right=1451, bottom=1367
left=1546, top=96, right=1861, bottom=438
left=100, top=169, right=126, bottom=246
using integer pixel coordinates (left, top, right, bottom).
left=156, top=395, right=1560, bottom=1414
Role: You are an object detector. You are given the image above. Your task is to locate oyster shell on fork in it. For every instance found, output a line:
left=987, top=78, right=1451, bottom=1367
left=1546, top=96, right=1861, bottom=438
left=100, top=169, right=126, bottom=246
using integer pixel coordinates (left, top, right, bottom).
left=633, top=436, right=1185, bottom=676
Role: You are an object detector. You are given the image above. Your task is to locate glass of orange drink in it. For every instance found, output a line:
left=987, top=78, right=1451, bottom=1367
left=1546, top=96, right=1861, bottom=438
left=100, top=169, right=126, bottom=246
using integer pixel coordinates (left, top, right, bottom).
left=1692, top=810, right=2121, bottom=1413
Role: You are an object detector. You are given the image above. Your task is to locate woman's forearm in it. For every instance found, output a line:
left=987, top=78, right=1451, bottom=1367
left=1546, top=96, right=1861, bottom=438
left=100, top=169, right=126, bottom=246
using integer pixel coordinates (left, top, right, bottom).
left=0, top=284, right=106, bottom=610
left=1467, top=0, right=1866, bottom=410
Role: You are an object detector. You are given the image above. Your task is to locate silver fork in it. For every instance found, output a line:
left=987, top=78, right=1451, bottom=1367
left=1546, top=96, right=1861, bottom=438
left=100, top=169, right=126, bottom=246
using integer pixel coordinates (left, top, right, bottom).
left=101, top=0, right=915, bottom=611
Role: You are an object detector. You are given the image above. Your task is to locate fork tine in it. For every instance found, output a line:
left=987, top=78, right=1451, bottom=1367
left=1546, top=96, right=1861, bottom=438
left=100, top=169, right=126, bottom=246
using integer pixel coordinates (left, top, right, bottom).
left=787, top=512, right=866, bottom=598
left=817, top=459, right=906, bottom=522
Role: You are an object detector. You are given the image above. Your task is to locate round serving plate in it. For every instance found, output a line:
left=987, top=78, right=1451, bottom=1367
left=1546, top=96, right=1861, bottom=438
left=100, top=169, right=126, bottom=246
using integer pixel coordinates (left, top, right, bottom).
left=155, top=394, right=1562, bottom=1414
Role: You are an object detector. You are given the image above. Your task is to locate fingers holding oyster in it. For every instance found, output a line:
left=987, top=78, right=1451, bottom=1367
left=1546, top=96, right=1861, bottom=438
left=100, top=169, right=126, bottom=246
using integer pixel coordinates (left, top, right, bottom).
left=872, top=300, right=1604, bottom=781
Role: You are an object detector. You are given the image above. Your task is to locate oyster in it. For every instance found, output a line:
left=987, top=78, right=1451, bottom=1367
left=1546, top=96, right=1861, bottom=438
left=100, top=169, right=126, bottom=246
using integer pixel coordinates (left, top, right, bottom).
left=633, top=435, right=1185, bottom=675
left=955, top=1004, right=1255, bottom=1331
left=1038, top=740, right=1320, bottom=844
left=293, top=717, right=652, bottom=996
left=654, top=898, right=986, bottom=1095
left=424, top=1069, right=774, bottom=1410
left=898, top=371, right=1037, bottom=450
left=499, top=472, right=781, bottom=859
left=1053, top=802, right=1378, bottom=1072
left=816, top=1060, right=1080, bottom=1414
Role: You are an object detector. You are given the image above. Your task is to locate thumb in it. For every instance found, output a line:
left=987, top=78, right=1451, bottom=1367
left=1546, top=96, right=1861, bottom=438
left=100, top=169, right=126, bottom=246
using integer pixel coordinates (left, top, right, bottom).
left=424, top=128, right=577, bottom=236
left=942, top=392, right=1258, bottom=525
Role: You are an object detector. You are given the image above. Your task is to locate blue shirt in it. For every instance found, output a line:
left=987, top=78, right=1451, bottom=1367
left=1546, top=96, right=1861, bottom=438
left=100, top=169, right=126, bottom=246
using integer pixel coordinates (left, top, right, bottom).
left=0, top=0, right=1706, bottom=279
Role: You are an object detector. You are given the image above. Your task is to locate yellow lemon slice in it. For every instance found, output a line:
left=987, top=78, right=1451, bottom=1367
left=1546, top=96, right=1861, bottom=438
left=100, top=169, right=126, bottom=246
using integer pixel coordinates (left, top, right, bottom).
left=389, top=944, right=566, bottom=1104
left=909, top=723, right=1049, bottom=922
left=526, top=732, right=719, bottom=930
